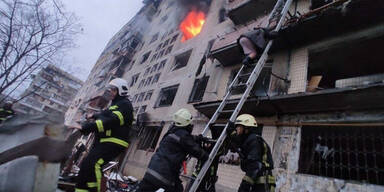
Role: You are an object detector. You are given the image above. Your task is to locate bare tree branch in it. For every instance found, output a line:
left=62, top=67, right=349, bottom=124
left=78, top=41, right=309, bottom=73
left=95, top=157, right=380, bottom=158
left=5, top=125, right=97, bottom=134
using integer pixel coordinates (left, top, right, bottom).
left=0, top=0, right=80, bottom=96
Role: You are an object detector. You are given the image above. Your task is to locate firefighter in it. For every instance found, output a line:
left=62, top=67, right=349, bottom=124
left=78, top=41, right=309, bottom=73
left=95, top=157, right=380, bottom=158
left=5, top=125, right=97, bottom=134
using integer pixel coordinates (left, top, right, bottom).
left=0, top=101, right=15, bottom=123
left=227, top=114, right=275, bottom=192
left=137, top=108, right=209, bottom=192
left=237, top=28, right=278, bottom=66
left=75, top=78, right=134, bottom=192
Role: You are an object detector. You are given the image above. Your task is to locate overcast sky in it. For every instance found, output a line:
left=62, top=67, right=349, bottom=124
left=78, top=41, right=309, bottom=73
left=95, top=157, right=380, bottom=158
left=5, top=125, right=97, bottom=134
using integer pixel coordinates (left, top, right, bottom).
left=62, top=0, right=144, bottom=81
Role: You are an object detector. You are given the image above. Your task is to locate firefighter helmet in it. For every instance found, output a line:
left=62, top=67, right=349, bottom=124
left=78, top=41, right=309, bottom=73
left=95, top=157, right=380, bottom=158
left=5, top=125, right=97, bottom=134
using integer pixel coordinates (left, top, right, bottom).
left=235, top=114, right=257, bottom=128
left=108, top=78, right=129, bottom=96
left=173, top=108, right=193, bottom=127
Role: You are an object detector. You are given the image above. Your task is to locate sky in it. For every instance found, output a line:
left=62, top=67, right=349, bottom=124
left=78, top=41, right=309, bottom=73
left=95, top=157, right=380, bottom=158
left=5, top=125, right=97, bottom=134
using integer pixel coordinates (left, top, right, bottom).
left=62, top=0, right=144, bottom=81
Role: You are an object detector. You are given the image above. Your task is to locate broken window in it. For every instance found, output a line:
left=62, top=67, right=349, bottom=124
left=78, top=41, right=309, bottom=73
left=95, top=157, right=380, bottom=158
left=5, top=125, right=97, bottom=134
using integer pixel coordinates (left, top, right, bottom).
left=137, top=92, right=145, bottom=102
left=145, top=90, right=153, bottom=101
left=130, top=73, right=140, bottom=87
left=165, top=45, right=173, bottom=55
left=140, top=51, right=151, bottom=64
left=138, top=126, right=163, bottom=150
left=172, top=50, right=192, bottom=71
left=170, top=34, right=178, bottom=44
left=152, top=73, right=160, bottom=84
left=299, top=125, right=384, bottom=185
left=145, top=76, right=153, bottom=86
left=158, top=60, right=166, bottom=71
left=189, top=76, right=209, bottom=103
left=155, top=84, right=179, bottom=107
left=150, top=33, right=159, bottom=43
left=307, top=35, right=384, bottom=91
left=227, top=62, right=272, bottom=96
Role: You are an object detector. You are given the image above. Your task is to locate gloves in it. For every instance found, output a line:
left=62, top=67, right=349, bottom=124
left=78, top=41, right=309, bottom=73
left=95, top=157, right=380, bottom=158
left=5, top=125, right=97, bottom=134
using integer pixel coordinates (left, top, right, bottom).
left=242, top=56, right=253, bottom=66
left=238, top=179, right=253, bottom=192
left=80, top=122, right=95, bottom=135
left=193, top=134, right=205, bottom=142
left=226, top=121, right=236, bottom=135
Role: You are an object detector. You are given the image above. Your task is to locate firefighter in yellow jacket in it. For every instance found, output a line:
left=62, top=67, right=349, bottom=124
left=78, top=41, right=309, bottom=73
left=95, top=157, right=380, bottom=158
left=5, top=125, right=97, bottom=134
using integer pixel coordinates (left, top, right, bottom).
left=75, top=78, right=134, bottom=192
left=228, top=114, right=275, bottom=192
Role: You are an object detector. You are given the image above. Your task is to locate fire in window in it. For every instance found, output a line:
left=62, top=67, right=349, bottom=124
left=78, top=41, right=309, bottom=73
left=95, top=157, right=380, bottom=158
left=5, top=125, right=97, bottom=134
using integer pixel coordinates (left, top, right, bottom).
left=189, top=76, right=209, bottom=103
left=172, top=50, right=192, bottom=71
left=299, top=126, right=384, bottom=185
left=140, top=51, right=151, bottom=64
left=155, top=84, right=179, bottom=107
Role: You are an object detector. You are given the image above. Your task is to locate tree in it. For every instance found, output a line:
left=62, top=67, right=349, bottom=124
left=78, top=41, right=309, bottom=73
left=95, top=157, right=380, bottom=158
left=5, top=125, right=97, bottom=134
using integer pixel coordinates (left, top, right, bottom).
left=0, top=0, right=80, bottom=96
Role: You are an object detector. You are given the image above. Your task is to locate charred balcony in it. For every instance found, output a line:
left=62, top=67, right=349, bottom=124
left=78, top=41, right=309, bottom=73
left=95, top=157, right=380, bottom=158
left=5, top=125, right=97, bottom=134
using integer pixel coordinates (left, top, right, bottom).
left=211, top=0, right=384, bottom=67
left=227, top=0, right=276, bottom=25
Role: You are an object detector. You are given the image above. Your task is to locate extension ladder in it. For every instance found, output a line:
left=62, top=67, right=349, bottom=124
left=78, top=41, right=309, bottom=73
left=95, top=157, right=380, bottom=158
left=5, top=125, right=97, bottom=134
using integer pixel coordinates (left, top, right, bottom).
left=188, top=0, right=294, bottom=191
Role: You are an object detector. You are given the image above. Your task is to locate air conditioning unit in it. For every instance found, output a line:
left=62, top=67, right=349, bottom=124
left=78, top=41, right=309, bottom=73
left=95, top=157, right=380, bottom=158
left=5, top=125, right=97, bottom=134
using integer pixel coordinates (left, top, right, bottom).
left=335, top=73, right=384, bottom=88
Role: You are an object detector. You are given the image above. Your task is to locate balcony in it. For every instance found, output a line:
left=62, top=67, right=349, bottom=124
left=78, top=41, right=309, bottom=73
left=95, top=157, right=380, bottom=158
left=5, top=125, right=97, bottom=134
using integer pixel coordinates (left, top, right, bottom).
left=194, top=83, right=384, bottom=119
left=210, top=19, right=265, bottom=66
left=211, top=0, right=384, bottom=67
left=227, top=0, right=276, bottom=25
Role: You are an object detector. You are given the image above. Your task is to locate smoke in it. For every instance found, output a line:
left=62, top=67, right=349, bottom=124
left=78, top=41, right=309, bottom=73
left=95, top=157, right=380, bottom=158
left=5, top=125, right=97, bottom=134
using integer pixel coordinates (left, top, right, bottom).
left=177, top=0, right=212, bottom=13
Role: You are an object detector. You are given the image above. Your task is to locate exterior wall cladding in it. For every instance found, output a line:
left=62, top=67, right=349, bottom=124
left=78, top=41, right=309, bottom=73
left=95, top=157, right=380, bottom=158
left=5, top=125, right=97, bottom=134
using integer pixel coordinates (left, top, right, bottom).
left=65, top=0, right=384, bottom=191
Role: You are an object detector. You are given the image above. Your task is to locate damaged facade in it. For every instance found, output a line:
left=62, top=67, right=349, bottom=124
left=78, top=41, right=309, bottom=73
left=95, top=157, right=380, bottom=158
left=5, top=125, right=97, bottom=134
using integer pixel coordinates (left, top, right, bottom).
left=65, top=0, right=384, bottom=191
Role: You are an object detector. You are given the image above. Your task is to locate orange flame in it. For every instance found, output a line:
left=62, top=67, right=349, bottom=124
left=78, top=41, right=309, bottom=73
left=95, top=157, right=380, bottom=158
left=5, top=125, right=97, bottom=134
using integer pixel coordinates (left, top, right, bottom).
left=179, top=10, right=206, bottom=42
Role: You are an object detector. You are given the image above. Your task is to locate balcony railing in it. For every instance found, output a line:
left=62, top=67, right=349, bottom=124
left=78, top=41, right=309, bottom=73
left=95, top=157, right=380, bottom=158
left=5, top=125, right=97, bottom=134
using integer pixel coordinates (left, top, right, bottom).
left=227, top=0, right=276, bottom=25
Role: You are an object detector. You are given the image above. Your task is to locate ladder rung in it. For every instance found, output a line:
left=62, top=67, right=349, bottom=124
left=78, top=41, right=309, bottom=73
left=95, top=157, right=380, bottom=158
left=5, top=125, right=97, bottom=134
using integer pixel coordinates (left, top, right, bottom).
left=238, top=73, right=252, bottom=78
left=220, top=109, right=235, bottom=114
left=231, top=83, right=247, bottom=90
left=210, top=123, right=226, bottom=127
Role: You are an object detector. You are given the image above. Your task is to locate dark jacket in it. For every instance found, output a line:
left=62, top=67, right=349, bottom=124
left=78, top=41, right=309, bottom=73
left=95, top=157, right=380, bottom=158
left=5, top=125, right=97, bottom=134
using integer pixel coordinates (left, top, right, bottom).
left=144, top=124, right=208, bottom=187
left=0, top=107, right=14, bottom=123
left=237, top=28, right=278, bottom=55
left=81, top=96, right=134, bottom=148
left=239, top=130, right=274, bottom=179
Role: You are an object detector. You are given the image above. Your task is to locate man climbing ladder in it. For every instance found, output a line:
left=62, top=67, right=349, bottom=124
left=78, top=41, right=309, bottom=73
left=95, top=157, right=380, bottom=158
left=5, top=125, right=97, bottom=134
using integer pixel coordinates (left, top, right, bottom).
left=188, top=0, right=294, bottom=191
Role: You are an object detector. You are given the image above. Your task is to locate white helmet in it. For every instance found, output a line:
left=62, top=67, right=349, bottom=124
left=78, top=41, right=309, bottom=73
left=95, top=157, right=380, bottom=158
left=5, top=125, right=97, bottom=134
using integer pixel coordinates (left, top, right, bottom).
left=173, top=108, right=192, bottom=127
left=109, top=78, right=129, bottom=96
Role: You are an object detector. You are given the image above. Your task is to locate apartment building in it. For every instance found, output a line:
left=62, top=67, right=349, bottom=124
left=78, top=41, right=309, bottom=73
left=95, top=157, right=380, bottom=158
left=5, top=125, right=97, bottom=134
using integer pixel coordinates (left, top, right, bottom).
left=15, top=65, right=83, bottom=116
left=66, top=0, right=384, bottom=191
